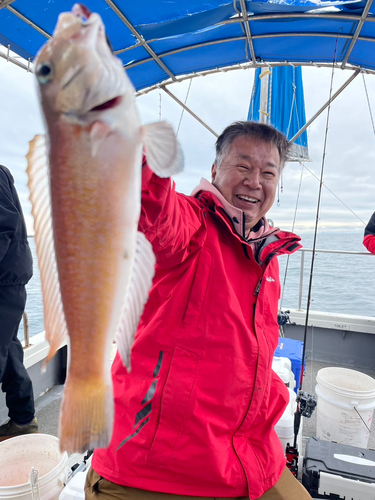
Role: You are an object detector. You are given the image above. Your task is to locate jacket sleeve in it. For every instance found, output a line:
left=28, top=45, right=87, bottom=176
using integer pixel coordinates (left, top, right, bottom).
left=363, top=212, right=375, bottom=254
left=0, top=168, right=21, bottom=263
left=138, top=163, right=206, bottom=266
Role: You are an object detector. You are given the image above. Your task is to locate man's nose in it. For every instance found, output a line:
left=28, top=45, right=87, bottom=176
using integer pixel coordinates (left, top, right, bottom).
left=243, top=170, right=261, bottom=188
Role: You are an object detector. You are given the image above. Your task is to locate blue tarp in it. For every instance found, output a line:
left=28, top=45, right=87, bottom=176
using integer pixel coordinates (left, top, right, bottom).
left=0, top=0, right=374, bottom=91
left=248, top=66, right=309, bottom=159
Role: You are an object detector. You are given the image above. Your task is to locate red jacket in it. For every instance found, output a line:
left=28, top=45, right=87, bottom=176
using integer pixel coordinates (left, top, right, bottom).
left=92, top=167, right=302, bottom=500
left=364, top=212, right=375, bottom=254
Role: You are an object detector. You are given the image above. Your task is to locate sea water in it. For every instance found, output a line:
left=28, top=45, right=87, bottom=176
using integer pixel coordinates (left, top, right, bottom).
left=20, top=231, right=375, bottom=341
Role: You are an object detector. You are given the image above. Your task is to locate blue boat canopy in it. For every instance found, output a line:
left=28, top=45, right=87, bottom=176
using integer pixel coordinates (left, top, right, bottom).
left=0, top=0, right=374, bottom=92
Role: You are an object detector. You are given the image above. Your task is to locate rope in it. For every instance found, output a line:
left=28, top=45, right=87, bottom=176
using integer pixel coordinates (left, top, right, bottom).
left=302, top=163, right=366, bottom=225
left=362, top=72, right=375, bottom=138
left=176, top=79, right=192, bottom=137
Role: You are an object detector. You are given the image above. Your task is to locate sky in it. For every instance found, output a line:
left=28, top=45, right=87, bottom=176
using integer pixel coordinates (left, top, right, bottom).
left=1, top=52, right=375, bottom=237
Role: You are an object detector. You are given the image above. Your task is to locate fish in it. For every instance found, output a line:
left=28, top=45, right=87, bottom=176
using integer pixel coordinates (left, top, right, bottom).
left=26, top=4, right=183, bottom=453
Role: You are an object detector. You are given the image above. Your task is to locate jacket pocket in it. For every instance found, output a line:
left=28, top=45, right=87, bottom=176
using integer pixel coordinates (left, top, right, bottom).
left=147, top=346, right=198, bottom=465
left=182, top=247, right=212, bottom=326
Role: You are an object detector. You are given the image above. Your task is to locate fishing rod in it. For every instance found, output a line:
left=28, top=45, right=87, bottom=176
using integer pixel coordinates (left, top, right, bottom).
left=285, top=31, right=343, bottom=477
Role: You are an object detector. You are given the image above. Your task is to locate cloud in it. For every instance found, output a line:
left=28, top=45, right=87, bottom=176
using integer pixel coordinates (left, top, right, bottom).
left=1, top=56, right=374, bottom=236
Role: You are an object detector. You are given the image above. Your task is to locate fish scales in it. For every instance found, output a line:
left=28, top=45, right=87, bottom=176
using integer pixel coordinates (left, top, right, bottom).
left=27, top=4, right=183, bottom=452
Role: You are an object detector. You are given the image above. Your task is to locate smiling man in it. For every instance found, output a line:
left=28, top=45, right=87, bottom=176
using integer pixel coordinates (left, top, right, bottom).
left=211, top=130, right=280, bottom=236
left=86, top=122, right=311, bottom=500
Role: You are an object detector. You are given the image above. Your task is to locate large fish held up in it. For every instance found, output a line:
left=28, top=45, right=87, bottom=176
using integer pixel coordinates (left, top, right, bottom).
left=26, top=4, right=183, bottom=453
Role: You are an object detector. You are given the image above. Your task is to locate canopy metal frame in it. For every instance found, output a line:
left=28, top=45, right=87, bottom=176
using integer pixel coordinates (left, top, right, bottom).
left=103, top=0, right=177, bottom=82
left=1, top=2, right=374, bottom=150
left=340, top=0, right=375, bottom=69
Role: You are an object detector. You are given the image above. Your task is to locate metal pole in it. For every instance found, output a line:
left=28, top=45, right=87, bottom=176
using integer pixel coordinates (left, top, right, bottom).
left=160, top=86, right=219, bottom=138
left=341, top=0, right=374, bottom=69
left=290, top=69, right=360, bottom=143
left=23, top=312, right=30, bottom=348
left=259, top=67, right=271, bottom=124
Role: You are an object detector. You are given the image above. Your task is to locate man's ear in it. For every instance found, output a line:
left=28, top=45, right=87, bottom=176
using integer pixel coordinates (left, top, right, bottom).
left=211, top=163, right=217, bottom=183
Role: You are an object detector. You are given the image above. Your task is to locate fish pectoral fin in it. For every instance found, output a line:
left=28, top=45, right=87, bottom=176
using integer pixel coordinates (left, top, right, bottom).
left=26, top=135, right=69, bottom=365
left=115, top=232, right=156, bottom=371
left=142, top=121, right=184, bottom=178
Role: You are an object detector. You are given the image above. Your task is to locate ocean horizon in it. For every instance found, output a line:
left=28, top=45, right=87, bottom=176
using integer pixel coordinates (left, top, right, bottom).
left=20, top=231, right=375, bottom=342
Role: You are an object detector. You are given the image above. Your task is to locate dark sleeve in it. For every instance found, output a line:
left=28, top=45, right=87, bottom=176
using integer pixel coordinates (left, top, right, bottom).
left=0, top=167, right=21, bottom=263
left=363, top=212, right=375, bottom=254
left=138, top=162, right=206, bottom=266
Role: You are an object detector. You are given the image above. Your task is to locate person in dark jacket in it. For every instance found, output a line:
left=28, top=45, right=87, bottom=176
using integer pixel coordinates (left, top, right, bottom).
left=363, top=212, right=375, bottom=254
left=0, top=165, right=38, bottom=440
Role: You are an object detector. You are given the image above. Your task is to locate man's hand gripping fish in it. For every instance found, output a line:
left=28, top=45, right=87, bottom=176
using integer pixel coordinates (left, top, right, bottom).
left=26, top=4, right=183, bottom=453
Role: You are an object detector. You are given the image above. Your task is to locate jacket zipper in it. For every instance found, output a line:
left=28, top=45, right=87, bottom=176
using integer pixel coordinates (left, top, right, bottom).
left=254, top=278, right=262, bottom=296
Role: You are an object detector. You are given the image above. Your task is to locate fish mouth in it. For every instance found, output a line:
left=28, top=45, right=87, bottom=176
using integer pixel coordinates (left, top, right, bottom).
left=89, top=96, right=123, bottom=112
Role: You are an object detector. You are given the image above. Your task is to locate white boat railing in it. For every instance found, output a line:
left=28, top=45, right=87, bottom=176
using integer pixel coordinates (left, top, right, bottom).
left=297, top=248, right=375, bottom=311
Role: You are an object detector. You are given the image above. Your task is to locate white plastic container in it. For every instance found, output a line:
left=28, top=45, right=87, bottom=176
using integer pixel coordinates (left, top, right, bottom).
left=275, top=387, right=303, bottom=453
left=272, top=356, right=296, bottom=390
left=59, top=468, right=88, bottom=500
left=0, top=433, right=69, bottom=500
left=315, top=367, right=375, bottom=449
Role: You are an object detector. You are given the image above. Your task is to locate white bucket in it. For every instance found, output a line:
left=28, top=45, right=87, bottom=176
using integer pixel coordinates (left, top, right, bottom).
left=0, top=433, right=69, bottom=500
left=315, top=367, right=375, bottom=448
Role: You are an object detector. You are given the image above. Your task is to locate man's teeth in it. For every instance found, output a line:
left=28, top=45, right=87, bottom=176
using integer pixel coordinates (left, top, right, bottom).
left=237, top=195, right=259, bottom=203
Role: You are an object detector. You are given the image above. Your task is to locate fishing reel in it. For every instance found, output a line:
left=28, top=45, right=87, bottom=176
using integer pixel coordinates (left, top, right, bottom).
left=277, top=310, right=290, bottom=326
left=277, top=310, right=295, bottom=326
left=297, top=391, right=317, bottom=418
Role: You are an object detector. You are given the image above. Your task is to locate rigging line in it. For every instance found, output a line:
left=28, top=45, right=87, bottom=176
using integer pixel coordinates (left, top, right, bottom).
left=286, top=92, right=297, bottom=138
left=176, top=79, right=192, bottom=137
left=362, top=72, right=375, bottom=137
left=286, top=68, right=297, bottom=138
left=280, top=161, right=304, bottom=309
left=299, top=29, right=343, bottom=394
left=302, top=163, right=366, bottom=225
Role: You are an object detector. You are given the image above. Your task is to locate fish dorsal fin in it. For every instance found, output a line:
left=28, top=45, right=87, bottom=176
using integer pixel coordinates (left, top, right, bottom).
left=142, top=121, right=184, bottom=178
left=26, top=135, right=68, bottom=364
left=115, top=231, right=156, bottom=371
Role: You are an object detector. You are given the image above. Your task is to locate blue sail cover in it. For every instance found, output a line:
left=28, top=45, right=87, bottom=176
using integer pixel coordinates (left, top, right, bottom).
left=1, top=0, right=375, bottom=92
left=248, top=67, right=309, bottom=161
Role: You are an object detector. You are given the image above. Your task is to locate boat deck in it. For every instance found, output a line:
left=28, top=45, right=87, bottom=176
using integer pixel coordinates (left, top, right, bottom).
left=33, top=359, right=375, bottom=452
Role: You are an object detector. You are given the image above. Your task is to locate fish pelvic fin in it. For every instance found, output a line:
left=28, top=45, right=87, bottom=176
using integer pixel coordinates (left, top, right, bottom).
left=142, top=121, right=184, bottom=178
left=116, top=231, right=156, bottom=371
left=26, top=135, right=68, bottom=365
left=59, top=375, right=114, bottom=453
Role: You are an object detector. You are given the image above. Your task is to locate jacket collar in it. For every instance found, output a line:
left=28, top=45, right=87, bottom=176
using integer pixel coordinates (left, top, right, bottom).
left=191, top=178, right=276, bottom=241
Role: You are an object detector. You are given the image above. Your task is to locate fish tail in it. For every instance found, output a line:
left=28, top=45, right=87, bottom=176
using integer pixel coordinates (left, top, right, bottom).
left=59, top=376, right=114, bottom=453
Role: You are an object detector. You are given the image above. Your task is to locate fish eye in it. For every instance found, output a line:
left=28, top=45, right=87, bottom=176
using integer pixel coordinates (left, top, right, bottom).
left=36, top=62, right=55, bottom=84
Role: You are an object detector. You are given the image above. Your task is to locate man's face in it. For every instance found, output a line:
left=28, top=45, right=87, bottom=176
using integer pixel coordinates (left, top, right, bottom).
left=211, top=135, right=280, bottom=233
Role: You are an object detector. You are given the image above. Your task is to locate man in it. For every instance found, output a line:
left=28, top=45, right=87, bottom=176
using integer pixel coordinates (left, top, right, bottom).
left=85, top=122, right=311, bottom=499
left=363, top=212, right=375, bottom=254
left=0, top=165, right=38, bottom=440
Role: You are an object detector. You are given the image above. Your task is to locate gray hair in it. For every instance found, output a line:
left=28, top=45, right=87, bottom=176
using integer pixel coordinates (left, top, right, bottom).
left=214, top=121, right=290, bottom=168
